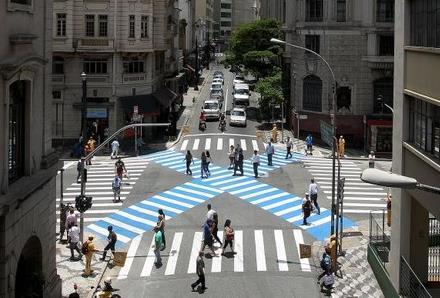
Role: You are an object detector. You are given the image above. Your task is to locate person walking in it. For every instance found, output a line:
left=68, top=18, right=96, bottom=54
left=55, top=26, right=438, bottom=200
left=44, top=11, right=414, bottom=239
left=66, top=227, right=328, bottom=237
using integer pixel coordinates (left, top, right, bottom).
left=66, top=208, right=78, bottom=232
left=305, top=134, right=313, bottom=155
left=76, top=159, right=83, bottom=183
left=368, top=150, right=375, bottom=168
left=82, top=235, right=98, bottom=277
left=251, top=150, right=260, bottom=178
left=84, top=144, right=92, bottom=165
left=221, top=219, right=235, bottom=255
left=285, top=137, right=293, bottom=159
left=211, top=212, right=222, bottom=246
left=200, top=151, right=208, bottom=178
left=205, top=151, right=212, bottom=176
left=302, top=193, right=312, bottom=225
left=228, top=145, right=235, bottom=169
left=115, top=158, right=127, bottom=180
left=318, top=246, right=332, bottom=280
left=265, top=139, right=275, bottom=166
left=191, top=251, right=206, bottom=293
left=153, top=226, right=163, bottom=267
left=200, top=219, right=216, bottom=255
left=338, top=135, right=346, bottom=158
left=309, top=178, right=320, bottom=215
left=233, top=148, right=244, bottom=176
left=68, top=224, right=82, bottom=261
left=100, top=226, right=117, bottom=261
left=184, top=150, right=194, bottom=175
left=112, top=175, right=122, bottom=203
left=110, top=139, right=120, bottom=159
left=156, top=212, right=166, bottom=251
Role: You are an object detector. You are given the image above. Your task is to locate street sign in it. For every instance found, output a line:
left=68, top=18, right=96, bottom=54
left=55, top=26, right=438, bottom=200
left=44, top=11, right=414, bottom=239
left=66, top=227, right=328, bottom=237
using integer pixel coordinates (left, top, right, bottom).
left=113, top=251, right=127, bottom=267
left=299, top=244, right=312, bottom=258
left=299, top=114, right=308, bottom=120
left=320, top=120, right=333, bottom=146
left=133, top=105, right=138, bottom=114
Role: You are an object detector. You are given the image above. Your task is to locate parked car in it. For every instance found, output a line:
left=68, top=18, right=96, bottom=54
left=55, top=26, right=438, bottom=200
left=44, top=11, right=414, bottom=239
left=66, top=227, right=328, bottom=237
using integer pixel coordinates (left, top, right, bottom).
left=230, top=107, right=247, bottom=127
left=211, top=82, right=223, bottom=92
left=202, top=99, right=220, bottom=120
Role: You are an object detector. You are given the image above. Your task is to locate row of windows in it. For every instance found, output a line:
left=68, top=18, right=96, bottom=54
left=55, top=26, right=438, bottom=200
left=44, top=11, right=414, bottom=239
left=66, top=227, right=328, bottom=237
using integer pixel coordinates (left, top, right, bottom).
left=221, top=3, right=231, bottom=9
left=52, top=57, right=146, bottom=74
left=55, top=14, right=150, bottom=39
left=410, top=0, right=440, bottom=47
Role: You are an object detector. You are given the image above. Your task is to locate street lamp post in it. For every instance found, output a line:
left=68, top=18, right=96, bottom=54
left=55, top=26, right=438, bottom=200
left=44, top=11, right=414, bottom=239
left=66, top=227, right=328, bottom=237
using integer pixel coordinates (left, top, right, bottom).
left=271, top=38, right=338, bottom=234
left=194, top=38, right=199, bottom=91
left=79, top=71, right=87, bottom=243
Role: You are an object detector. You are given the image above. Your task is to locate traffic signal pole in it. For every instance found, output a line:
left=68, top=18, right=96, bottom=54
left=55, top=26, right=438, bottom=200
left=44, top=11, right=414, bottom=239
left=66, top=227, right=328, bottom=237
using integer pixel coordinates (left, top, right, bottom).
left=78, top=122, right=170, bottom=242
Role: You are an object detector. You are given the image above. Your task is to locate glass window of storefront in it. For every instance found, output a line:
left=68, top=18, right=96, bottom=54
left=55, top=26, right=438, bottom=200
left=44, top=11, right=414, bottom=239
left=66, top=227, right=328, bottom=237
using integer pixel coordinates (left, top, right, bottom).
left=409, top=96, right=440, bottom=161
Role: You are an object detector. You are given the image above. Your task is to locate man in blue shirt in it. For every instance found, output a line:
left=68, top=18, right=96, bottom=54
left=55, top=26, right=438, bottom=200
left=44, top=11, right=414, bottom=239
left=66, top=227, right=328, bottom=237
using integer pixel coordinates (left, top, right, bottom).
left=305, top=134, right=313, bottom=155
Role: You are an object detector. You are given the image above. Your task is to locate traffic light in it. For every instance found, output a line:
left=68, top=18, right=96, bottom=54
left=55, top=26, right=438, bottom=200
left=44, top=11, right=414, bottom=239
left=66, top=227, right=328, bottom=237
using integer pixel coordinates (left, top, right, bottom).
left=75, top=195, right=93, bottom=213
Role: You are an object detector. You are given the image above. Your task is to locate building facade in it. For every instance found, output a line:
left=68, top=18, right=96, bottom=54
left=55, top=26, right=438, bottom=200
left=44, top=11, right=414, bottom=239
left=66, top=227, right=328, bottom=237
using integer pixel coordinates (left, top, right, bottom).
left=260, top=0, right=285, bottom=22
left=195, top=0, right=214, bottom=47
left=283, top=0, right=394, bottom=153
left=51, top=0, right=183, bottom=146
left=390, top=0, right=440, bottom=296
left=232, top=0, right=260, bottom=29
left=218, top=0, right=232, bottom=51
left=0, top=0, right=61, bottom=297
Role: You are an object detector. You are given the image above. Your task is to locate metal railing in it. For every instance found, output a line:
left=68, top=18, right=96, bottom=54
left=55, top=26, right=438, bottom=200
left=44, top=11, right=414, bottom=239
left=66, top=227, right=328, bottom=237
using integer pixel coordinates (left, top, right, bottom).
left=400, top=256, right=432, bottom=298
left=369, top=211, right=390, bottom=268
left=428, top=218, right=440, bottom=282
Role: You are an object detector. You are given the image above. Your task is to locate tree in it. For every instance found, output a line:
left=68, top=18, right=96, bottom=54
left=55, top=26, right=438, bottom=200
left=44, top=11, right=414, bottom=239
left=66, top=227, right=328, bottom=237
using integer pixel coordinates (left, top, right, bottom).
left=225, top=19, right=282, bottom=79
left=255, top=69, right=284, bottom=120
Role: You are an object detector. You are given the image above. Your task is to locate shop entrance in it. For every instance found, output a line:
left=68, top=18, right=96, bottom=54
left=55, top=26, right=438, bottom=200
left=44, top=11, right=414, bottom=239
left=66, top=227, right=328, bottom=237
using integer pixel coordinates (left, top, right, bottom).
left=15, top=236, right=43, bottom=298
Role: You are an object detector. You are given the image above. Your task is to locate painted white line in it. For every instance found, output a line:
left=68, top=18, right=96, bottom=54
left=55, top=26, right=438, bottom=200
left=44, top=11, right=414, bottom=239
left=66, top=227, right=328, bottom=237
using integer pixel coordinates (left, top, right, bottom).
left=129, top=205, right=162, bottom=218
left=174, top=186, right=212, bottom=198
left=251, top=192, right=290, bottom=205
left=252, top=139, right=259, bottom=151
left=234, top=230, right=244, bottom=272
left=140, top=237, right=156, bottom=277
left=118, top=211, right=157, bottom=227
left=320, top=186, right=384, bottom=191
left=211, top=231, right=223, bottom=273
left=274, top=230, right=288, bottom=271
left=224, top=87, right=229, bottom=113
left=193, top=139, right=200, bottom=150
left=263, top=197, right=301, bottom=210
left=343, top=209, right=382, bottom=214
left=326, top=196, right=384, bottom=201
left=57, top=197, right=127, bottom=202
left=229, top=138, right=234, bottom=149
left=205, top=138, right=211, bottom=150
left=87, top=224, right=130, bottom=243
left=76, top=181, right=136, bottom=186
left=60, top=202, right=123, bottom=208
left=56, top=209, right=119, bottom=215
left=58, top=217, right=103, bottom=223
left=62, top=161, right=77, bottom=170
left=185, top=182, right=224, bottom=194
left=66, top=186, right=134, bottom=191
left=165, top=232, right=183, bottom=276
left=63, top=191, right=130, bottom=196
left=308, top=169, right=362, bottom=174
left=206, top=173, right=235, bottom=182
left=318, top=181, right=372, bottom=186
left=274, top=204, right=302, bottom=217
left=301, top=216, right=332, bottom=229
left=220, top=180, right=257, bottom=190
left=211, top=176, right=249, bottom=186
left=217, top=138, right=223, bottom=150
left=154, top=195, right=194, bottom=209
left=315, top=177, right=361, bottom=181
left=229, top=184, right=267, bottom=195
left=293, top=229, right=311, bottom=272
left=312, top=173, right=361, bottom=178
left=188, top=232, right=203, bottom=274
left=240, top=139, right=247, bottom=151
left=103, top=218, right=144, bottom=234
left=323, top=191, right=388, bottom=196
left=140, top=200, right=183, bottom=215
left=117, top=234, right=143, bottom=279
left=84, top=178, right=139, bottom=182
left=163, top=191, right=204, bottom=204
left=241, top=187, right=278, bottom=200
left=254, top=230, right=267, bottom=271
left=344, top=202, right=387, bottom=208
left=181, top=139, right=189, bottom=151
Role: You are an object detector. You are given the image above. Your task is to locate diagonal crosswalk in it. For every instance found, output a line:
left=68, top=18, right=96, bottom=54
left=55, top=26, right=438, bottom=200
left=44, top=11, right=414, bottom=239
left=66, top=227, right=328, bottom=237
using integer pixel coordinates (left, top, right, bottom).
left=301, top=157, right=388, bottom=214
left=115, top=228, right=311, bottom=279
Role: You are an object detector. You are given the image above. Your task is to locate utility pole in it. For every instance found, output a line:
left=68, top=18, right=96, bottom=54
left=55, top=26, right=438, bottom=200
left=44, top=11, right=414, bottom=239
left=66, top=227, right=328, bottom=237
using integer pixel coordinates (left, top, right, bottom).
left=194, top=37, right=199, bottom=91
left=79, top=72, right=87, bottom=243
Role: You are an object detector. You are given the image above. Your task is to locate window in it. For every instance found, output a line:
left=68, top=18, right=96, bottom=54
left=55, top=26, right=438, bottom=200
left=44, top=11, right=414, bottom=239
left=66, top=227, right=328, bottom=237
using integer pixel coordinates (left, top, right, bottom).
left=11, top=0, right=31, bottom=4
left=221, top=21, right=231, bottom=27
left=99, top=15, right=108, bottom=37
left=155, top=52, right=164, bottom=72
left=52, top=90, right=62, bottom=99
left=52, top=56, right=64, bottom=74
left=337, top=0, right=346, bottom=22
left=376, top=0, right=394, bottom=22
left=373, top=77, right=393, bottom=113
left=221, top=12, right=231, bottom=18
left=8, top=80, right=27, bottom=184
left=56, top=13, right=66, bottom=37
left=83, top=59, right=108, bottom=74
left=409, top=97, right=440, bottom=161
left=123, top=58, right=145, bottom=73
left=305, top=35, right=320, bottom=54
left=141, top=16, right=149, bottom=38
left=85, top=15, right=95, bottom=37
left=305, top=0, right=323, bottom=22
left=221, top=3, right=231, bottom=9
left=303, top=75, right=322, bottom=112
left=129, top=15, right=135, bottom=38
left=410, top=0, right=440, bottom=47
left=378, top=35, right=394, bottom=56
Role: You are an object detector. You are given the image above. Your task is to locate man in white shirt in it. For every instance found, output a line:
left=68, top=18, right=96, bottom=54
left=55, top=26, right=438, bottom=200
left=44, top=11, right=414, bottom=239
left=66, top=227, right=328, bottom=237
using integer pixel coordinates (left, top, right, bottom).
left=309, top=178, right=320, bottom=215
left=285, top=137, right=293, bottom=159
left=65, top=208, right=78, bottom=231
left=111, top=139, right=120, bottom=159
left=265, top=138, right=275, bottom=166
left=368, top=150, right=375, bottom=168
left=206, top=204, right=216, bottom=221
left=68, top=224, right=82, bottom=260
left=251, top=150, right=260, bottom=178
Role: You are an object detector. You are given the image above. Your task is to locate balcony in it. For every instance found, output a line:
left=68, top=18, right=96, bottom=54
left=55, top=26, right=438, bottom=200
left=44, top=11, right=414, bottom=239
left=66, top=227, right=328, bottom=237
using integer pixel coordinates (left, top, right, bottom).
left=76, top=38, right=114, bottom=52
left=51, top=74, right=65, bottom=84
left=361, top=56, right=393, bottom=70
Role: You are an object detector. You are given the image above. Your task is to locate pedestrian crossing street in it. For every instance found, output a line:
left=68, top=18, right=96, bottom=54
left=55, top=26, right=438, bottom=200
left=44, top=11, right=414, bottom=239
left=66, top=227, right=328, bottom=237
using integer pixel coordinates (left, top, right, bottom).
left=57, top=157, right=149, bottom=223
left=180, top=136, right=265, bottom=152
left=116, top=228, right=312, bottom=280
left=302, top=157, right=388, bottom=214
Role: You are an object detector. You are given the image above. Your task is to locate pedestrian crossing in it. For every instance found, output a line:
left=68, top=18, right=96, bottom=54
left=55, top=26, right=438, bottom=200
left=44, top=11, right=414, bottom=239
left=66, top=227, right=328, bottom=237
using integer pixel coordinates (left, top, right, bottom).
left=57, top=157, right=149, bottom=223
left=302, top=157, right=388, bottom=214
left=180, top=136, right=263, bottom=152
left=115, top=228, right=312, bottom=280
left=86, top=181, right=223, bottom=245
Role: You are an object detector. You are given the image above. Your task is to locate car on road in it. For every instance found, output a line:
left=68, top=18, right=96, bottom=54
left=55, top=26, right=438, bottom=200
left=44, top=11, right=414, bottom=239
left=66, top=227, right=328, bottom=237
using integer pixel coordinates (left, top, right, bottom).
left=233, top=84, right=250, bottom=106
left=229, top=107, right=247, bottom=127
left=213, top=78, right=224, bottom=85
left=210, top=89, right=224, bottom=102
left=233, top=74, right=245, bottom=86
left=213, top=71, right=223, bottom=78
left=233, top=83, right=250, bottom=95
left=202, top=99, right=220, bottom=120
left=211, top=82, right=223, bottom=92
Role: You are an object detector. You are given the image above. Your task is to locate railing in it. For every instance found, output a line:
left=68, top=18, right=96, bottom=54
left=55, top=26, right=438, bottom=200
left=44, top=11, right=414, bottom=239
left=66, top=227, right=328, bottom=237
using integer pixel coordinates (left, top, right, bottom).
left=400, top=256, right=432, bottom=298
left=369, top=211, right=390, bottom=268
left=428, top=218, right=440, bottom=282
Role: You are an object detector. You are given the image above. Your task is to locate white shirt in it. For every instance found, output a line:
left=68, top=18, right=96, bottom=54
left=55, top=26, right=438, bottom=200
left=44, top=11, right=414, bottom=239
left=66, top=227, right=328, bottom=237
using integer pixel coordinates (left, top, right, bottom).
left=286, top=140, right=293, bottom=148
left=111, top=140, right=120, bottom=150
left=252, top=154, right=260, bottom=164
left=66, top=213, right=77, bottom=228
left=265, top=143, right=275, bottom=154
left=68, top=226, right=80, bottom=243
left=309, top=183, right=319, bottom=195
left=206, top=209, right=216, bottom=221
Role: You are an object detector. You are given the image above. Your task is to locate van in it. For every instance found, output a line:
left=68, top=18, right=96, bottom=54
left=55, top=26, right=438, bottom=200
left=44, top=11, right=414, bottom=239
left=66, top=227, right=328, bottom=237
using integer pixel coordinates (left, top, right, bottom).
left=202, top=99, right=220, bottom=120
left=234, top=83, right=250, bottom=95
left=233, top=84, right=250, bottom=106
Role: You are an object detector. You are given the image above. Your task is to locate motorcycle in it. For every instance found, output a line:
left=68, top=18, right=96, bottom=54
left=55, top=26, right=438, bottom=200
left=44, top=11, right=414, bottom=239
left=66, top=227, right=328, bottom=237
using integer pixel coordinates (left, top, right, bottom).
left=219, top=119, right=226, bottom=132
left=199, top=120, right=206, bottom=131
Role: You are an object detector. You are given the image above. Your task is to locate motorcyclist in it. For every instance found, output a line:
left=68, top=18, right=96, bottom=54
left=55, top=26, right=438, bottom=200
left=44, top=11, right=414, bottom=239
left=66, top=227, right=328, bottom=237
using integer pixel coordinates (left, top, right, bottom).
left=218, top=113, right=226, bottom=130
left=199, top=111, right=207, bottom=130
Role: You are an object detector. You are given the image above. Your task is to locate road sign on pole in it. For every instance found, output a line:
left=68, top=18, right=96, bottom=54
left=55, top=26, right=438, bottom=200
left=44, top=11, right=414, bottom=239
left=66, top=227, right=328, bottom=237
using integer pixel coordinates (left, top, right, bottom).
left=134, top=105, right=138, bottom=114
left=320, top=120, right=333, bottom=147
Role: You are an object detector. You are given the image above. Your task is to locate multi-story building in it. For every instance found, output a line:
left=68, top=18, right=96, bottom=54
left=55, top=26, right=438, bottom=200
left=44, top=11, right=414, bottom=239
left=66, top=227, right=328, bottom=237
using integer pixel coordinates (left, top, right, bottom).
left=0, top=0, right=61, bottom=297
left=195, top=0, right=214, bottom=47
left=51, top=0, right=183, bottom=146
left=260, top=0, right=285, bottom=21
left=219, top=0, right=232, bottom=50
left=387, top=0, right=440, bottom=296
left=283, top=0, right=394, bottom=154
left=232, top=0, right=260, bottom=29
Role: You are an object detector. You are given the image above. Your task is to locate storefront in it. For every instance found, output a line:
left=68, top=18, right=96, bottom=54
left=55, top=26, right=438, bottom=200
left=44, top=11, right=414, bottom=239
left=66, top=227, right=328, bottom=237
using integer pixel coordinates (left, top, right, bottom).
left=366, top=118, right=393, bottom=156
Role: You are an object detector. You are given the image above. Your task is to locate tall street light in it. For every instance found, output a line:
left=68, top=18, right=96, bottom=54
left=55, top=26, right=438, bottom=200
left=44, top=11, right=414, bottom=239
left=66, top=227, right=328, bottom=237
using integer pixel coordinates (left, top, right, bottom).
left=270, top=38, right=338, bottom=234
left=80, top=71, right=87, bottom=242
left=194, top=37, right=199, bottom=91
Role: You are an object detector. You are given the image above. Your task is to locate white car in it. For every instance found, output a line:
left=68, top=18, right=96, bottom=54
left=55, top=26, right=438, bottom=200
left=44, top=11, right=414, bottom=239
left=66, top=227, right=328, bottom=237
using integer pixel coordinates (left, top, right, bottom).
left=202, top=99, right=220, bottom=120
left=230, top=107, right=247, bottom=127
left=211, top=82, right=223, bottom=92
left=213, top=78, right=224, bottom=85
left=233, top=74, right=245, bottom=86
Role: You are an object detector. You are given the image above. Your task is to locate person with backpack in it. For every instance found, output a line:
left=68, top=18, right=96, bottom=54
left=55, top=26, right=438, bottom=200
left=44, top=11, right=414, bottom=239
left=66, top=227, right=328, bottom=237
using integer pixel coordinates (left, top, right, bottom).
left=184, top=150, right=194, bottom=175
left=221, top=219, right=235, bottom=255
left=319, top=270, right=335, bottom=294
left=205, top=151, right=212, bottom=176
left=211, top=212, right=222, bottom=246
left=110, top=139, right=120, bottom=159
left=233, top=148, right=244, bottom=176
left=200, top=219, right=216, bottom=256
left=191, top=251, right=206, bottom=293
left=302, top=193, right=312, bottom=225
left=200, top=152, right=208, bottom=178
left=318, top=246, right=332, bottom=280
left=155, top=213, right=166, bottom=251
left=82, top=235, right=98, bottom=276
left=112, top=175, right=122, bottom=203
left=100, top=226, right=117, bottom=261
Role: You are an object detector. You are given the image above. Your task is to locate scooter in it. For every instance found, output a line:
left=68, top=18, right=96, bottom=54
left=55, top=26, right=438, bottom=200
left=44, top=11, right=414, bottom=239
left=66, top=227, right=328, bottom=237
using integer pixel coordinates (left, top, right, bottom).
left=199, top=120, right=206, bottom=131
left=219, top=120, right=226, bottom=132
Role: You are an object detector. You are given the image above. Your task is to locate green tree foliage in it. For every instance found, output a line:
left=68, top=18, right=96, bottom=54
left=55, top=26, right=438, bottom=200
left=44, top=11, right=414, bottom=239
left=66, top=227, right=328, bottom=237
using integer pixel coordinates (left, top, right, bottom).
left=255, top=69, right=283, bottom=119
left=225, top=19, right=282, bottom=78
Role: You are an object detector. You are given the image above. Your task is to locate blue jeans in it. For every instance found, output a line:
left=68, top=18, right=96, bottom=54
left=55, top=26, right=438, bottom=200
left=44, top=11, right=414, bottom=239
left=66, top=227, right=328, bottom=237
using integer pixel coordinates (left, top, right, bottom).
left=267, top=154, right=273, bottom=166
left=253, top=163, right=259, bottom=178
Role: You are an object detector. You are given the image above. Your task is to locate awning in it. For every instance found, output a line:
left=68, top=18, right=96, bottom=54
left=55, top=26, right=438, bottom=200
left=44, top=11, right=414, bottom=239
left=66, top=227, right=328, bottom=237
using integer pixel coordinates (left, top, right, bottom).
left=153, top=87, right=177, bottom=108
left=119, top=94, right=162, bottom=115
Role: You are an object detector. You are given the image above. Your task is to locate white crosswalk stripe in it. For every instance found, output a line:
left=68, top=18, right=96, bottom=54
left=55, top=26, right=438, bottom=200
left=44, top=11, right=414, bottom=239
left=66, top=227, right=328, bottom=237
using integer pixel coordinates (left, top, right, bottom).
left=240, top=139, right=247, bottom=151
left=179, top=136, right=264, bottom=153
left=181, top=139, right=189, bottom=151
left=193, top=139, right=200, bottom=150
left=217, top=138, right=223, bottom=150
left=116, top=229, right=312, bottom=279
left=302, top=156, right=388, bottom=214
left=205, top=138, right=211, bottom=150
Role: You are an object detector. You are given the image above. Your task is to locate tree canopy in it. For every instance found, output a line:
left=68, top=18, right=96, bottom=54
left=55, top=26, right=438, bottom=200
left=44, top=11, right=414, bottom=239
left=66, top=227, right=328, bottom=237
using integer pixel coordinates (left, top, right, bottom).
left=255, top=69, right=284, bottom=120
